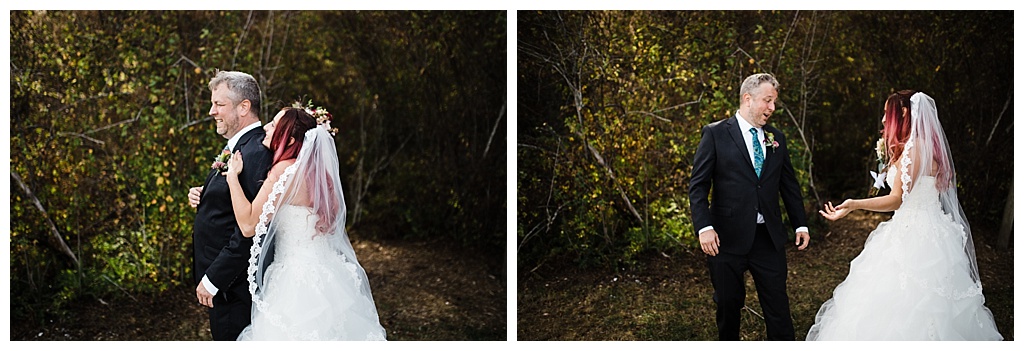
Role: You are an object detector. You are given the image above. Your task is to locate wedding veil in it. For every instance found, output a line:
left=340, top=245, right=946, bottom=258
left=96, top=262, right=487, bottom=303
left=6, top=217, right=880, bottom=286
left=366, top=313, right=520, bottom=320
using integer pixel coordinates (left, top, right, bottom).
left=246, top=124, right=383, bottom=329
left=900, top=92, right=982, bottom=292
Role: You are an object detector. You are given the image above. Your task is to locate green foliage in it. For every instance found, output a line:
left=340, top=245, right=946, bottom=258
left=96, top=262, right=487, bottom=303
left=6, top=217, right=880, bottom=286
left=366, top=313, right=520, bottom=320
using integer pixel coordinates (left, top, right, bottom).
left=518, top=10, right=1013, bottom=269
left=10, top=10, right=505, bottom=324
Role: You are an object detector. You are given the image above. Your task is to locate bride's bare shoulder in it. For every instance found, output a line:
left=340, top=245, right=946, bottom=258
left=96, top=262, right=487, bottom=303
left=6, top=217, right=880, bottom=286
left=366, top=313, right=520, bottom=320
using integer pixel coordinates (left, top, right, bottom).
left=265, top=159, right=297, bottom=181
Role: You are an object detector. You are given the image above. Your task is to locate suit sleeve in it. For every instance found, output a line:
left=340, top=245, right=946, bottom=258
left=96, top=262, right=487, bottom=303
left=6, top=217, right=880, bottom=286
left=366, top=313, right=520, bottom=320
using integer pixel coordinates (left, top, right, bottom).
left=778, top=133, right=809, bottom=231
left=205, top=144, right=273, bottom=291
left=689, top=125, right=716, bottom=233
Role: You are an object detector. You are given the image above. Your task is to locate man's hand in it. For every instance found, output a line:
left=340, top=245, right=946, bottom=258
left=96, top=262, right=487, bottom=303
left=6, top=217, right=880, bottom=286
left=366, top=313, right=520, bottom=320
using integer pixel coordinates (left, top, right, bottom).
left=196, top=283, right=215, bottom=308
left=699, top=229, right=720, bottom=256
left=795, top=230, right=810, bottom=250
left=188, top=186, right=204, bottom=209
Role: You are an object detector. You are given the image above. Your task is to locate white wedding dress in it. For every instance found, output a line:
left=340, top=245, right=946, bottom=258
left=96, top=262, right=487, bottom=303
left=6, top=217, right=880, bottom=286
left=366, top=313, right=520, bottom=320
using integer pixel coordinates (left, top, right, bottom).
left=237, top=132, right=387, bottom=341
left=806, top=165, right=1002, bottom=340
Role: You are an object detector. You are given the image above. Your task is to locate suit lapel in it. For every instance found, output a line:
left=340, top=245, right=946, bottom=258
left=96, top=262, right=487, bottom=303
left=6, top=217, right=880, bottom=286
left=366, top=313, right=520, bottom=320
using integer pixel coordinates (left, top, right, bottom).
left=725, top=116, right=756, bottom=175
left=232, top=126, right=264, bottom=153
left=762, top=127, right=779, bottom=175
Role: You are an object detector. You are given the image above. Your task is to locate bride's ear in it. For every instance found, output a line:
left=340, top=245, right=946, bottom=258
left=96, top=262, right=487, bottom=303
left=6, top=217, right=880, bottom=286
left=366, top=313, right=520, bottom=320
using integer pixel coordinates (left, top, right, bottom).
left=287, top=137, right=295, bottom=146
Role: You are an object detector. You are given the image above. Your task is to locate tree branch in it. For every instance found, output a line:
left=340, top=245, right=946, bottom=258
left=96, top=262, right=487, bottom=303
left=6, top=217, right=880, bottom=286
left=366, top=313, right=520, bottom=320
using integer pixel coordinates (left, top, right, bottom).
left=56, top=109, right=142, bottom=146
left=985, top=89, right=1012, bottom=147
left=11, top=172, right=80, bottom=266
left=56, top=132, right=105, bottom=145
left=231, top=11, right=255, bottom=70
left=178, top=116, right=213, bottom=131
left=483, top=96, right=506, bottom=158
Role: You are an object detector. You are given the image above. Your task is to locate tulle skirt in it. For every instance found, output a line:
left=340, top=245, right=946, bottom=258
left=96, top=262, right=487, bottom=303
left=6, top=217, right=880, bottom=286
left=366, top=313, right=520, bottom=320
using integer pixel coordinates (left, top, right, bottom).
left=806, top=199, right=1002, bottom=340
left=237, top=242, right=387, bottom=340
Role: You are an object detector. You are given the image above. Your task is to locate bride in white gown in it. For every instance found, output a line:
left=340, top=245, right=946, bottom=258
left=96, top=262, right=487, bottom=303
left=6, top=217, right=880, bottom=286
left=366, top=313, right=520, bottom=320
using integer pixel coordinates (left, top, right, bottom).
left=809, top=91, right=1001, bottom=340
left=224, top=105, right=386, bottom=340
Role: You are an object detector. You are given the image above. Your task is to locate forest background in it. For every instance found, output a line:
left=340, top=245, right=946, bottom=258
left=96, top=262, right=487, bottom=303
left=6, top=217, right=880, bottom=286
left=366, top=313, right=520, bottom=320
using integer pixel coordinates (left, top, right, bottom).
left=517, top=10, right=1013, bottom=340
left=9, top=10, right=507, bottom=340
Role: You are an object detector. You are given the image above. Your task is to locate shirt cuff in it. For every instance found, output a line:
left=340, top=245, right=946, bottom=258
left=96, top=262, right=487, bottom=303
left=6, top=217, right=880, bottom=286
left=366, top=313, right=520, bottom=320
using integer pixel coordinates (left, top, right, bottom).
left=698, top=226, right=715, bottom=234
left=201, top=275, right=220, bottom=296
left=795, top=226, right=809, bottom=234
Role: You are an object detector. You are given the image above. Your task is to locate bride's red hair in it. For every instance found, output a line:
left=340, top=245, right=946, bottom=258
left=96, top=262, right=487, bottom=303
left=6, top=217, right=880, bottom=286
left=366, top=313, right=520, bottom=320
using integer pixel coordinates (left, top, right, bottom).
left=883, top=90, right=915, bottom=166
left=268, top=108, right=339, bottom=235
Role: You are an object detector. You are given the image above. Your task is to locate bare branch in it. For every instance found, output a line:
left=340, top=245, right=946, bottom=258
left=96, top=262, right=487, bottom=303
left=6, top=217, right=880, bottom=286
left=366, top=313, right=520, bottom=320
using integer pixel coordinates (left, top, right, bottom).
left=56, top=132, right=105, bottom=145
left=773, top=11, right=801, bottom=72
left=179, top=116, right=213, bottom=131
left=577, top=130, right=644, bottom=222
left=171, top=54, right=201, bottom=69
left=732, top=47, right=769, bottom=74
left=101, top=274, right=139, bottom=302
left=231, top=11, right=255, bottom=70
left=85, top=108, right=142, bottom=134
left=986, top=89, right=1012, bottom=147
left=651, top=90, right=705, bottom=114
left=11, top=171, right=80, bottom=266
left=483, top=97, right=506, bottom=158
left=56, top=91, right=132, bottom=113
left=628, top=110, right=672, bottom=123
left=56, top=108, right=142, bottom=145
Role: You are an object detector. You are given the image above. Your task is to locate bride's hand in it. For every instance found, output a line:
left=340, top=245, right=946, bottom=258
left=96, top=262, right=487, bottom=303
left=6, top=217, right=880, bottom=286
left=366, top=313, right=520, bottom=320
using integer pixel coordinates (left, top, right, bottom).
left=224, top=151, right=244, bottom=176
left=819, top=200, right=853, bottom=221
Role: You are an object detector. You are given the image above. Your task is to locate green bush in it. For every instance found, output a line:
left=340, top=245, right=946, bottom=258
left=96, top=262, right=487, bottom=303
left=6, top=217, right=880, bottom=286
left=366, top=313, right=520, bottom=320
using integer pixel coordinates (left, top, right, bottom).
left=11, top=10, right=506, bottom=324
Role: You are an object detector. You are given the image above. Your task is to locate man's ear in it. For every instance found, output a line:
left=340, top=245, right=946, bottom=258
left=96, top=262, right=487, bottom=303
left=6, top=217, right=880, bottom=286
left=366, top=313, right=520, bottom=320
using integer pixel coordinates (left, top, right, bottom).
left=238, top=99, right=252, bottom=116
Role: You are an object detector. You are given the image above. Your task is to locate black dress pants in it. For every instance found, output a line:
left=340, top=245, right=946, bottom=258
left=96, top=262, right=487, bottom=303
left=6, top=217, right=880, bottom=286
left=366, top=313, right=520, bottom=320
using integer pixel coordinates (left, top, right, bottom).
left=706, top=224, right=795, bottom=340
left=208, top=284, right=252, bottom=341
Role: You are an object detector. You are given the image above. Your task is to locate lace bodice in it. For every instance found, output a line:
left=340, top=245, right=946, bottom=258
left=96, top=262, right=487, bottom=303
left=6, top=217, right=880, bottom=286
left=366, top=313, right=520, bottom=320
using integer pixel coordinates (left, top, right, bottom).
left=271, top=205, right=347, bottom=262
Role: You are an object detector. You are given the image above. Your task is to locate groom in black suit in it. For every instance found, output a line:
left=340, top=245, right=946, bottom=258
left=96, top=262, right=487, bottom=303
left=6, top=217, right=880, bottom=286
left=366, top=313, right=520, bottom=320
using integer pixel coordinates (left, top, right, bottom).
left=187, top=71, right=273, bottom=340
left=688, top=73, right=810, bottom=341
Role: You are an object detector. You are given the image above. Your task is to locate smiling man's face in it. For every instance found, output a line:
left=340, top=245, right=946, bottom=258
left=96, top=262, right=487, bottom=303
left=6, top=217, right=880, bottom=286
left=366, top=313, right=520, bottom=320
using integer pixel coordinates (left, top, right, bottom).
left=744, top=82, right=777, bottom=128
left=209, top=83, right=242, bottom=139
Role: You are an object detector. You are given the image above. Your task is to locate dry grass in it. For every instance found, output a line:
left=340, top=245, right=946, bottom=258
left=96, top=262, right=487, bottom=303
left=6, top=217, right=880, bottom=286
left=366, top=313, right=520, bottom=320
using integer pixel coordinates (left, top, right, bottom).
left=518, top=211, right=1013, bottom=340
left=11, top=237, right=506, bottom=341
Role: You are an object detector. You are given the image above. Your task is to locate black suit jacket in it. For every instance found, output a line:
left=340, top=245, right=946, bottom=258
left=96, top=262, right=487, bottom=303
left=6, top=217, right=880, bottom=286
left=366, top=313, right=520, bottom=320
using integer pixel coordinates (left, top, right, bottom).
left=192, top=127, right=273, bottom=296
left=688, top=116, right=807, bottom=255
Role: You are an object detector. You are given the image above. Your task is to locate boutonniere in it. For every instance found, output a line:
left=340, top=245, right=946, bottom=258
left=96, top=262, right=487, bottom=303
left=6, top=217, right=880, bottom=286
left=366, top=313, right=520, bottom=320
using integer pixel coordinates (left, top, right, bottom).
left=210, top=149, right=231, bottom=172
left=764, top=132, right=779, bottom=150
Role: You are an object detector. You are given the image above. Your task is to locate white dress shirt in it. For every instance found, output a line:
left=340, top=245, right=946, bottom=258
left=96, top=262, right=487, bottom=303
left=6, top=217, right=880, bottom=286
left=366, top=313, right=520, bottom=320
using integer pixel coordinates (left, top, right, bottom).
left=699, top=113, right=807, bottom=235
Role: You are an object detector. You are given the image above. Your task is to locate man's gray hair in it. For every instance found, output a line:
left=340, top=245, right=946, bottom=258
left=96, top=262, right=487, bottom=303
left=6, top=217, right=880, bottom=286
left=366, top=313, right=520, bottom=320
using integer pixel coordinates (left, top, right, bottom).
left=739, top=73, right=779, bottom=102
left=209, top=70, right=262, bottom=117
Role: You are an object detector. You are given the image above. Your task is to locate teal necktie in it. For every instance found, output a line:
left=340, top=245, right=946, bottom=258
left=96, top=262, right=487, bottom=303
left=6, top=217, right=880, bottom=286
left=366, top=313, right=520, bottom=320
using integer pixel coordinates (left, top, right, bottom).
left=750, top=127, right=763, bottom=178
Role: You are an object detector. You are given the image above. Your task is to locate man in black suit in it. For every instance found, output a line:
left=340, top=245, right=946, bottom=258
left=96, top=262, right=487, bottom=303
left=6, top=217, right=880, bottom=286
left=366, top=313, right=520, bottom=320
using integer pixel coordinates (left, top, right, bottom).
left=688, top=73, right=810, bottom=341
left=187, top=71, right=273, bottom=340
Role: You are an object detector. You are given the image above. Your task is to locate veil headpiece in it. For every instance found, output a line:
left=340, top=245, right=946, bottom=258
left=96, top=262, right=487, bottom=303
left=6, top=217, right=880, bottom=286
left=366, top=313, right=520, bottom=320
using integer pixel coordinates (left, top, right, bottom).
left=900, top=92, right=983, bottom=294
left=245, top=106, right=384, bottom=339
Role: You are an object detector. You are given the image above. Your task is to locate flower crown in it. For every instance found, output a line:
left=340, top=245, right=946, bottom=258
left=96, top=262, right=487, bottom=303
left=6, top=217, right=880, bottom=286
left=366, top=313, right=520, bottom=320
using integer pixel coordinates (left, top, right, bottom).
left=292, top=100, right=337, bottom=136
